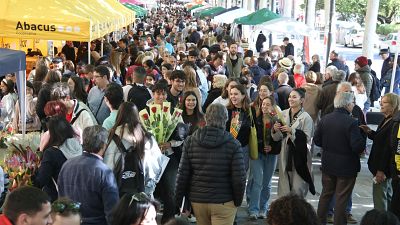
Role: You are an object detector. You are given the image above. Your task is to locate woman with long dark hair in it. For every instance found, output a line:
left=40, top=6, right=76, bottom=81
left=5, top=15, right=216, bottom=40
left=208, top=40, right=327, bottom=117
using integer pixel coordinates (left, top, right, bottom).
left=181, top=91, right=205, bottom=137
left=112, top=192, right=159, bottom=225
left=225, top=84, right=253, bottom=171
left=104, top=102, right=168, bottom=197
left=68, top=76, right=88, bottom=104
left=34, top=116, right=82, bottom=202
left=272, top=88, right=314, bottom=198
left=248, top=96, right=282, bottom=219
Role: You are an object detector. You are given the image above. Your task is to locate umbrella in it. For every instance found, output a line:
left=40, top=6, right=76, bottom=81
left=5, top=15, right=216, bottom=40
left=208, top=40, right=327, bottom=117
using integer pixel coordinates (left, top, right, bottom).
left=196, top=6, right=225, bottom=19
left=123, top=3, right=147, bottom=17
left=233, top=8, right=280, bottom=25
left=213, top=8, right=252, bottom=24
left=258, top=17, right=314, bottom=36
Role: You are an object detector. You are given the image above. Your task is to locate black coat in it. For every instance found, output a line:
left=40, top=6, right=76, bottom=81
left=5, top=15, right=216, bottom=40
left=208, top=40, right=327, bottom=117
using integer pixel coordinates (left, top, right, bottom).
left=276, top=84, right=292, bottom=110
left=309, top=61, right=320, bottom=73
left=202, top=88, right=222, bottom=112
left=288, top=129, right=316, bottom=195
left=314, top=108, right=367, bottom=177
left=368, top=116, right=396, bottom=178
left=175, top=126, right=246, bottom=206
left=34, top=147, right=67, bottom=202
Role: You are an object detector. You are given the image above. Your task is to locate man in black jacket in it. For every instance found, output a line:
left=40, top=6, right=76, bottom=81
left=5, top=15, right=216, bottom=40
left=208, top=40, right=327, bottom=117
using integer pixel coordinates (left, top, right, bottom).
left=315, top=92, right=366, bottom=225
left=283, top=37, right=294, bottom=57
left=175, top=103, right=246, bottom=225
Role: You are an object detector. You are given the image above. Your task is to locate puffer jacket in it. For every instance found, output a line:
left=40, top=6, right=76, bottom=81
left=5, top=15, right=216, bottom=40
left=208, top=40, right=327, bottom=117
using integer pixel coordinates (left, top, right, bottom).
left=356, top=65, right=373, bottom=99
left=175, top=126, right=246, bottom=207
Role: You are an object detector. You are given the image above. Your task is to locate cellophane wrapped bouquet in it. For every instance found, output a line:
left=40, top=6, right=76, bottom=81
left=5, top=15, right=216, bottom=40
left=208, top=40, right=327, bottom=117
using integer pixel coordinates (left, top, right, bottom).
left=139, top=102, right=183, bottom=144
left=3, top=132, right=41, bottom=191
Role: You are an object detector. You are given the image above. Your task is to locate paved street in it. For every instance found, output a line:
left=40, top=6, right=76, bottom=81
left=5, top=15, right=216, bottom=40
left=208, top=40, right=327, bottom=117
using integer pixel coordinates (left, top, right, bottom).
left=234, top=129, right=377, bottom=225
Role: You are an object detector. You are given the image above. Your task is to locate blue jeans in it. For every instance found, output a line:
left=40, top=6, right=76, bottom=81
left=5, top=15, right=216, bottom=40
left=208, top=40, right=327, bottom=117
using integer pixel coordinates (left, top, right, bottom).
left=248, top=154, right=278, bottom=214
left=327, top=192, right=352, bottom=215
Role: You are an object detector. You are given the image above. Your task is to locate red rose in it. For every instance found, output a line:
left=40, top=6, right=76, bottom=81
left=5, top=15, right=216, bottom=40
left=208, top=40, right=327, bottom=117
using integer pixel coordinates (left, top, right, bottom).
left=143, top=114, right=149, bottom=120
left=265, top=122, right=272, bottom=129
left=151, top=107, right=157, bottom=113
left=163, top=106, right=169, bottom=112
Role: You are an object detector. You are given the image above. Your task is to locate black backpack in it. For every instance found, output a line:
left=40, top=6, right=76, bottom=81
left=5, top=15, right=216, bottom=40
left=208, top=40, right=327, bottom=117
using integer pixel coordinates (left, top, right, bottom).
left=370, top=73, right=382, bottom=103
left=127, top=84, right=152, bottom=112
left=111, top=134, right=145, bottom=197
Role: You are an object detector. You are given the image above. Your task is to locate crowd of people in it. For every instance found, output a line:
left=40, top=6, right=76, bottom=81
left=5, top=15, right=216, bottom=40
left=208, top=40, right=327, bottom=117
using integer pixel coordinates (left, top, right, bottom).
left=1, top=2, right=400, bottom=225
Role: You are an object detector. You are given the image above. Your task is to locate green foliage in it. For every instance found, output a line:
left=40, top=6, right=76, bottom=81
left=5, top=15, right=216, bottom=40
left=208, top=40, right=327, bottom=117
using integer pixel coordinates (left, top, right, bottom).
left=376, top=23, right=400, bottom=35
left=314, top=0, right=400, bottom=24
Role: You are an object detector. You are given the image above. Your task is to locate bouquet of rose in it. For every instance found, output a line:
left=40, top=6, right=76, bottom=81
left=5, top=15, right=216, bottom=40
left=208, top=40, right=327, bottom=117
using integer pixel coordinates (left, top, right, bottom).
left=139, top=102, right=182, bottom=144
left=3, top=145, right=41, bottom=191
left=2, top=132, right=41, bottom=191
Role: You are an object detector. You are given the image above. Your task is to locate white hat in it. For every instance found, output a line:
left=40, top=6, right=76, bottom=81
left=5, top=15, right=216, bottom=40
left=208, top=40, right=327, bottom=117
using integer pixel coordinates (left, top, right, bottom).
left=278, top=57, right=293, bottom=70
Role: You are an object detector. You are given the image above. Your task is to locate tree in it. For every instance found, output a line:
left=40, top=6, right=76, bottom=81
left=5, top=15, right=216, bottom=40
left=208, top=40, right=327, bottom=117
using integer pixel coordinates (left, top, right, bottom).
left=378, top=0, right=400, bottom=24
left=314, top=0, right=400, bottom=24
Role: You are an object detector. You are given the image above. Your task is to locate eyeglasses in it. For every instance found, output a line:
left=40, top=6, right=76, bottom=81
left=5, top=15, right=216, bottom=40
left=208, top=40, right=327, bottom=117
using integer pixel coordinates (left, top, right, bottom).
left=52, top=201, right=81, bottom=214
left=129, top=192, right=150, bottom=206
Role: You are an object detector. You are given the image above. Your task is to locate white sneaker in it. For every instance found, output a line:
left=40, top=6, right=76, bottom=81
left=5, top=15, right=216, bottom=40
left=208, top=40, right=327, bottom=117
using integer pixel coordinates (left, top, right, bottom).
left=258, top=212, right=267, bottom=219
left=187, top=215, right=197, bottom=223
left=249, top=214, right=258, bottom=220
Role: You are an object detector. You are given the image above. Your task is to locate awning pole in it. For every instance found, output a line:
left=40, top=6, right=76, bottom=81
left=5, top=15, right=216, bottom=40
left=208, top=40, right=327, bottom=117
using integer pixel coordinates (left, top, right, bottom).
left=88, top=42, right=91, bottom=64
left=101, top=39, right=104, bottom=57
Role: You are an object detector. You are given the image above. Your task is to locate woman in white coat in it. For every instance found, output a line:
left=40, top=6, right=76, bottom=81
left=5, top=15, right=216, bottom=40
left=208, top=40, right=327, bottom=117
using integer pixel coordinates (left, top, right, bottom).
left=104, top=102, right=169, bottom=197
left=271, top=88, right=314, bottom=198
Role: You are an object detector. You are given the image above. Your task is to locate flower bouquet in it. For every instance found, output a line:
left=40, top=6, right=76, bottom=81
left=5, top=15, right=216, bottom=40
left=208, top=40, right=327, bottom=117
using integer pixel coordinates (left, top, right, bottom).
left=139, top=102, right=183, bottom=144
left=2, top=132, right=41, bottom=191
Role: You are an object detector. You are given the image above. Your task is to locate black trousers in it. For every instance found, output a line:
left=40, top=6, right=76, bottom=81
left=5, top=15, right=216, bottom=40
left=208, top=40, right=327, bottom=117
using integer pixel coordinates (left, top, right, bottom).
left=155, top=153, right=180, bottom=224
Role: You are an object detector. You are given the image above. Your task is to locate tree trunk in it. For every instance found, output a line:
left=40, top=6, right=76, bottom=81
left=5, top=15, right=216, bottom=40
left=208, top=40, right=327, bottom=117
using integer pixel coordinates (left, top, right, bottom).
left=362, top=0, right=379, bottom=59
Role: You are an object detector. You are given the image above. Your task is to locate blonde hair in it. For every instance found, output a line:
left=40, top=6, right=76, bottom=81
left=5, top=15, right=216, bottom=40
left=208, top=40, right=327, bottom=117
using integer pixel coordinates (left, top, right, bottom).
left=135, top=53, right=145, bottom=65
left=383, top=93, right=400, bottom=116
left=183, top=66, right=197, bottom=88
left=110, top=50, right=123, bottom=75
left=213, top=74, right=228, bottom=89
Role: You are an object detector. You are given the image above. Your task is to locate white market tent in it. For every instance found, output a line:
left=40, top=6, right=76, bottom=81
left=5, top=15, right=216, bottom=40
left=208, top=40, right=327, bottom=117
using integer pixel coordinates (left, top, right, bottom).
left=213, top=8, right=252, bottom=24
left=0, top=48, right=27, bottom=135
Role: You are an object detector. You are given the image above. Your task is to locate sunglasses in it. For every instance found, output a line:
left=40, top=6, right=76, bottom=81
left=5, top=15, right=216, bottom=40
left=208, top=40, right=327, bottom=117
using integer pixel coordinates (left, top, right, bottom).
left=129, top=192, right=150, bottom=206
left=52, top=202, right=81, bottom=214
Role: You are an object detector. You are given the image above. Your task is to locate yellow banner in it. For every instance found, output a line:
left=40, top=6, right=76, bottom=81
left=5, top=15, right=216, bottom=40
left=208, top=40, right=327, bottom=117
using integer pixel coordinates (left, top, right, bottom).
left=0, top=0, right=135, bottom=42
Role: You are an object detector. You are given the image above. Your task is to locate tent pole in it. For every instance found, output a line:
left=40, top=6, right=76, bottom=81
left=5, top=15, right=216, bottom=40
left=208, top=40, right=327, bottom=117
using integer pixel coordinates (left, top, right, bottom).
left=88, top=42, right=91, bottom=64
left=52, top=41, right=55, bottom=58
left=101, top=39, right=104, bottom=57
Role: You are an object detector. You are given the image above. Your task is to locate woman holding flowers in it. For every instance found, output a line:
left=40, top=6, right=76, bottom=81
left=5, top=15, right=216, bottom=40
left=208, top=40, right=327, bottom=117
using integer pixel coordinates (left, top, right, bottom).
left=34, top=116, right=82, bottom=202
left=226, top=84, right=253, bottom=172
left=104, top=102, right=168, bottom=197
left=181, top=91, right=205, bottom=135
left=248, top=96, right=282, bottom=219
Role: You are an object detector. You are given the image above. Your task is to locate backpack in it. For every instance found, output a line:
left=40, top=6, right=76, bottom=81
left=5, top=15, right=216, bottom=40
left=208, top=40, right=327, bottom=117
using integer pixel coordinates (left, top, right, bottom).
left=370, top=73, right=382, bottom=103
left=127, top=84, right=152, bottom=112
left=111, top=134, right=145, bottom=197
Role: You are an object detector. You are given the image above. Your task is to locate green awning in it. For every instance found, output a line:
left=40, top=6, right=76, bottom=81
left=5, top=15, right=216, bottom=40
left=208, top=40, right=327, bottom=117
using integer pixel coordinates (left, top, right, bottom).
left=196, top=6, right=225, bottom=19
left=233, top=8, right=280, bottom=25
left=122, top=3, right=147, bottom=17
left=188, top=4, right=203, bottom=11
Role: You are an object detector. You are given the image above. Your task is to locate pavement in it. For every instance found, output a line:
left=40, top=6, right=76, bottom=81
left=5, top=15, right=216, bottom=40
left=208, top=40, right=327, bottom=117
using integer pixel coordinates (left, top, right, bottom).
left=177, top=127, right=378, bottom=225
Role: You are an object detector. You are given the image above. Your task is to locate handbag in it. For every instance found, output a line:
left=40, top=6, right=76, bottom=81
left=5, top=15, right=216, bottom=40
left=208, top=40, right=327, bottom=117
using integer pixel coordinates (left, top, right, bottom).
left=248, top=109, right=258, bottom=160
